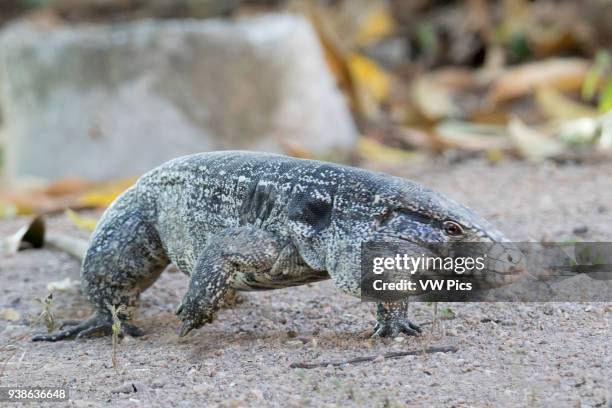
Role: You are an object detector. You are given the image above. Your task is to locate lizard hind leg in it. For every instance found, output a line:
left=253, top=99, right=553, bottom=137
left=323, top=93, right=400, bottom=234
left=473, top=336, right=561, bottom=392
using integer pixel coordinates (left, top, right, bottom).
left=33, top=205, right=169, bottom=342
left=372, top=302, right=422, bottom=337
left=31, top=312, right=99, bottom=341
left=32, top=311, right=145, bottom=342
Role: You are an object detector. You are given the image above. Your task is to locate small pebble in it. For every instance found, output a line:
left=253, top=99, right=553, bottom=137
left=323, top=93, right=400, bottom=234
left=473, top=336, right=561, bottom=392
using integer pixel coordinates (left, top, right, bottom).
left=192, top=384, right=207, bottom=394
left=111, top=382, right=147, bottom=394
left=72, top=400, right=94, bottom=408
left=112, top=383, right=136, bottom=394
left=131, top=382, right=147, bottom=392
left=249, top=389, right=265, bottom=400
left=572, top=225, right=588, bottom=235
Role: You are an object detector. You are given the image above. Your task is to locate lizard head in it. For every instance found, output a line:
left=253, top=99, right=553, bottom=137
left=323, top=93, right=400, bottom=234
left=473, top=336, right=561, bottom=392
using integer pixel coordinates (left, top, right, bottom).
left=364, top=175, right=525, bottom=289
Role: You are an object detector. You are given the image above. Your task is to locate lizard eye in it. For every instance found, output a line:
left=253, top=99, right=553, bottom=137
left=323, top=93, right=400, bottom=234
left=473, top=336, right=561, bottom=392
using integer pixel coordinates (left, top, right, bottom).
left=443, top=220, right=464, bottom=236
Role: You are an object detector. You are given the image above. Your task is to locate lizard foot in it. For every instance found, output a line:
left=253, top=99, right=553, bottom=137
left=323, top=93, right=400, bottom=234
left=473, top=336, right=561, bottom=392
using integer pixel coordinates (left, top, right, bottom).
left=372, top=319, right=422, bottom=338
left=175, top=297, right=215, bottom=338
left=32, top=313, right=144, bottom=342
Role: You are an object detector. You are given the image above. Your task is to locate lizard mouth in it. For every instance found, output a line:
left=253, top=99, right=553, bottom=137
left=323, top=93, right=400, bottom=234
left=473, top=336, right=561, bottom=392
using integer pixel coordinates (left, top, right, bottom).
left=493, top=267, right=525, bottom=285
left=477, top=262, right=526, bottom=288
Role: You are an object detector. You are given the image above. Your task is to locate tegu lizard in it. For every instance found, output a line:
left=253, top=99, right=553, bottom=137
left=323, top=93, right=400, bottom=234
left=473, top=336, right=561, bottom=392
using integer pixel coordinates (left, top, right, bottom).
left=33, top=151, right=524, bottom=341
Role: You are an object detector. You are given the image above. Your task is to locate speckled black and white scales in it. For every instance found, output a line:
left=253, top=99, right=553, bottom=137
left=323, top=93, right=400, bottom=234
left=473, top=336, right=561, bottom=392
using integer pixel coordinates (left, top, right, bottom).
left=33, top=151, right=522, bottom=341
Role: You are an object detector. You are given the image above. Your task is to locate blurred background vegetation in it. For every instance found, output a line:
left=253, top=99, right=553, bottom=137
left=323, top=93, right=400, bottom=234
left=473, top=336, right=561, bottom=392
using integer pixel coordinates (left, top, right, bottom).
left=0, top=0, right=611, bottom=222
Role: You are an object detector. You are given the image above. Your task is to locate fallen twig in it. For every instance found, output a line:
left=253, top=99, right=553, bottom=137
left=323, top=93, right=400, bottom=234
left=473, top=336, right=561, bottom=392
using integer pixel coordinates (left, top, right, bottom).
left=46, top=232, right=90, bottom=261
left=289, top=346, right=458, bottom=369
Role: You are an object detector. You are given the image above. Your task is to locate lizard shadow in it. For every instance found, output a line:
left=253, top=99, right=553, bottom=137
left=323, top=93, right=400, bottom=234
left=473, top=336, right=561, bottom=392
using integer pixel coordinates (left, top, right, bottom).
left=181, top=325, right=382, bottom=361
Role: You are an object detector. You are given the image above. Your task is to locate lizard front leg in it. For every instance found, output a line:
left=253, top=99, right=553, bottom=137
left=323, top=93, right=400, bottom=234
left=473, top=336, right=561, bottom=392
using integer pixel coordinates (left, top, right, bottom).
left=176, top=227, right=282, bottom=337
left=373, top=302, right=422, bottom=337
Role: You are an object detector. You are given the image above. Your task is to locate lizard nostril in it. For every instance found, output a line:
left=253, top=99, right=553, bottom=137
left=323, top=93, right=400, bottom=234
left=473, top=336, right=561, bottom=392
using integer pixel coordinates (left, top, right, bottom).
left=507, top=255, right=513, bottom=262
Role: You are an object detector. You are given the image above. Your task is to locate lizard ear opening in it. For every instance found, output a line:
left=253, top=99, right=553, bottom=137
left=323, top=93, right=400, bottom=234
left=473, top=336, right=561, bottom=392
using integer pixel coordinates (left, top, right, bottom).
left=374, top=208, right=394, bottom=228
left=287, top=187, right=333, bottom=237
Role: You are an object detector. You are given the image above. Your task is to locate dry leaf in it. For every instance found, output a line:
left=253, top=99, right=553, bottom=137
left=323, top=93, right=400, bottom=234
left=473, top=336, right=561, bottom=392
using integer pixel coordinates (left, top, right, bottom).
left=468, top=109, right=510, bottom=125
left=307, top=3, right=351, bottom=86
left=0, top=190, right=83, bottom=215
left=46, top=232, right=89, bottom=261
left=489, top=58, right=590, bottom=103
left=0, top=216, right=46, bottom=256
left=348, top=53, right=392, bottom=104
left=78, top=178, right=136, bottom=208
left=280, top=140, right=315, bottom=160
left=0, top=178, right=134, bottom=216
left=558, top=113, right=612, bottom=148
left=535, top=87, right=597, bottom=121
left=508, top=118, right=565, bottom=161
left=44, top=178, right=92, bottom=196
left=0, top=308, right=21, bottom=322
left=558, top=117, right=601, bottom=145
left=485, top=149, right=505, bottom=164
left=1, top=225, right=29, bottom=256
left=65, top=209, right=98, bottom=232
left=582, top=51, right=610, bottom=101
left=358, top=137, right=422, bottom=165
left=411, top=77, right=461, bottom=121
left=386, top=126, right=436, bottom=150
left=599, top=80, right=612, bottom=113
left=435, top=121, right=511, bottom=151
left=300, top=1, right=363, bottom=120
left=425, top=68, right=477, bottom=91
left=0, top=201, right=19, bottom=219
left=354, top=3, right=395, bottom=47
left=599, top=113, right=612, bottom=149
left=47, top=277, right=80, bottom=292
left=0, top=191, right=38, bottom=216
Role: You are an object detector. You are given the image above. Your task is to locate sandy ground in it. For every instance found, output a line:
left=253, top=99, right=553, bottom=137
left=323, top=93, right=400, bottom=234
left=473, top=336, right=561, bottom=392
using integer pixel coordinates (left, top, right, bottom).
left=0, top=158, right=610, bottom=407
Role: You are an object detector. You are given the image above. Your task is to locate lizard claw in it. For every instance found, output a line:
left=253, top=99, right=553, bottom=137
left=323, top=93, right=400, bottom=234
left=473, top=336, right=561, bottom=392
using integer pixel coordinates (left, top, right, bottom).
left=176, top=294, right=215, bottom=338
left=177, top=313, right=213, bottom=338
left=175, top=302, right=184, bottom=316
left=178, top=321, right=194, bottom=337
left=372, top=319, right=422, bottom=338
